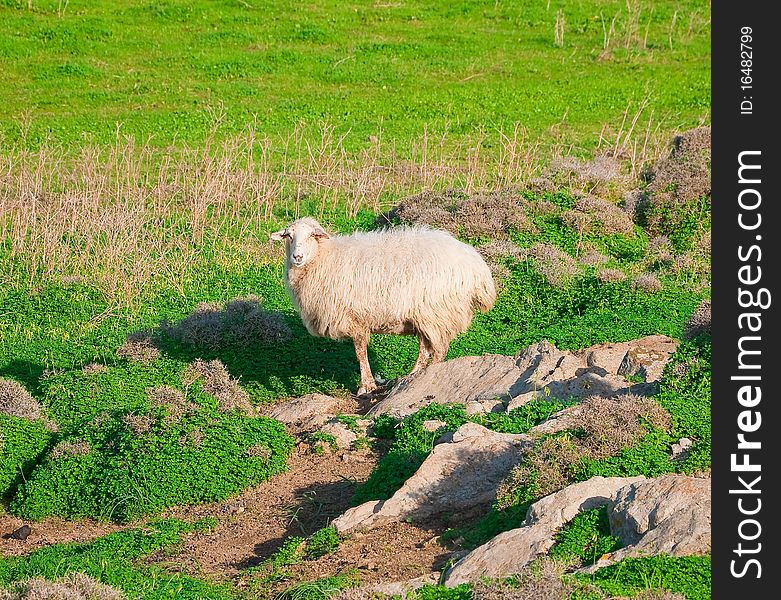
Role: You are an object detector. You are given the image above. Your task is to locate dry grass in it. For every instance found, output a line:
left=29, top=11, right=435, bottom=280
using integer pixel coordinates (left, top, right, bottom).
left=122, top=412, right=156, bottom=436
left=632, top=273, right=663, bottom=293
left=49, top=439, right=91, bottom=460
left=380, top=187, right=534, bottom=239
left=162, top=295, right=292, bottom=351
left=178, top=427, right=205, bottom=449
left=683, top=299, right=711, bottom=340
left=117, top=331, right=161, bottom=364
left=640, top=126, right=711, bottom=238
left=596, top=268, right=626, bottom=283
left=0, top=113, right=677, bottom=306
left=0, top=378, right=46, bottom=422
left=0, top=572, right=126, bottom=600
left=147, top=385, right=195, bottom=422
left=184, top=358, right=254, bottom=415
left=472, top=557, right=586, bottom=600
left=528, top=243, right=581, bottom=288
left=477, top=239, right=528, bottom=280
left=498, top=394, right=670, bottom=505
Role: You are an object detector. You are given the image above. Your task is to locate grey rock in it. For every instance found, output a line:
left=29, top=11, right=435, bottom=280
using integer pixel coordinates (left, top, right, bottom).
left=332, top=423, right=532, bottom=533
left=445, top=476, right=643, bottom=585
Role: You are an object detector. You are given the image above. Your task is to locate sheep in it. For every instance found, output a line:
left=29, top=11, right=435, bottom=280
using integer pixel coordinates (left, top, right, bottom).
left=270, top=217, right=496, bottom=395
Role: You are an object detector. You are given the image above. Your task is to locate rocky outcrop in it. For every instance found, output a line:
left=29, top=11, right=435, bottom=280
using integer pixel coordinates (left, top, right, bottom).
left=506, top=335, right=678, bottom=409
left=368, top=336, right=678, bottom=418
left=368, top=355, right=526, bottom=418
left=606, top=474, right=711, bottom=562
left=444, top=476, right=643, bottom=586
left=332, top=423, right=532, bottom=532
left=445, top=474, right=710, bottom=585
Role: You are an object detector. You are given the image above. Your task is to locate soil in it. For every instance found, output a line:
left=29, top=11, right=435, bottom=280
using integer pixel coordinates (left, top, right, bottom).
left=0, top=514, right=125, bottom=557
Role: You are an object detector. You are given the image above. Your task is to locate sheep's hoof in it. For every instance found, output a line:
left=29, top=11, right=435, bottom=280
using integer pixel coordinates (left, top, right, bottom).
left=357, top=384, right=378, bottom=397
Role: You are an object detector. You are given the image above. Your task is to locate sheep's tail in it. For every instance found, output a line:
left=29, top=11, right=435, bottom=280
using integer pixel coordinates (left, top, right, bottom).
left=473, top=275, right=497, bottom=313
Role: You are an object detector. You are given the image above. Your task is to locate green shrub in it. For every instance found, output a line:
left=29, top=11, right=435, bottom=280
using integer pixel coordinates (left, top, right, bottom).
left=304, top=527, right=342, bottom=560
left=550, top=506, right=621, bottom=566
left=11, top=398, right=294, bottom=522
left=0, top=415, right=53, bottom=497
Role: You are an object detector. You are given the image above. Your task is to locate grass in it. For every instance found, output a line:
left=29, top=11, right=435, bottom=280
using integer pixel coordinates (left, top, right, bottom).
left=1, top=1, right=708, bottom=152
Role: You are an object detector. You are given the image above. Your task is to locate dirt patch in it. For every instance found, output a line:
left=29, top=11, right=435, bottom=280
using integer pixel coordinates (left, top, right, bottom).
left=283, top=520, right=454, bottom=590
left=157, top=445, right=380, bottom=579
left=0, top=515, right=125, bottom=558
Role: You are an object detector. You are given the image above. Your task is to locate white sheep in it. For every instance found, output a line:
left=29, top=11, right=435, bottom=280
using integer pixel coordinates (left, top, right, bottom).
left=271, top=217, right=496, bottom=395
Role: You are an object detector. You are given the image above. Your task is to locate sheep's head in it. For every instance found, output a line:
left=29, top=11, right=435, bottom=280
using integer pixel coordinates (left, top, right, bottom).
left=270, top=218, right=331, bottom=268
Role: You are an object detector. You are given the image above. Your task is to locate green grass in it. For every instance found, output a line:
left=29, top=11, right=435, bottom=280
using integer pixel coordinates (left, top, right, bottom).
left=550, top=506, right=622, bottom=566
left=0, top=414, right=52, bottom=497
left=577, top=554, right=711, bottom=600
left=1, top=0, right=709, bottom=153
left=0, top=518, right=235, bottom=599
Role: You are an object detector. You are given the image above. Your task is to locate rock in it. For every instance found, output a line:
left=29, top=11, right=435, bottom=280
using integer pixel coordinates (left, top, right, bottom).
left=267, top=394, right=343, bottom=432
left=607, top=475, right=711, bottom=562
left=9, top=524, right=32, bottom=540
left=507, top=335, right=677, bottom=410
left=368, top=354, right=527, bottom=418
left=671, top=437, right=693, bottom=460
left=319, top=418, right=359, bottom=449
left=9, top=524, right=31, bottom=540
left=332, top=423, right=532, bottom=533
left=367, top=336, right=677, bottom=418
left=444, top=476, right=644, bottom=586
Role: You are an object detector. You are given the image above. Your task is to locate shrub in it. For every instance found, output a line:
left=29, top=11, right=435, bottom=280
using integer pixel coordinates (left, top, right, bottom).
left=11, top=395, right=294, bottom=521
left=0, top=415, right=53, bottom=498
left=549, top=506, right=621, bottom=566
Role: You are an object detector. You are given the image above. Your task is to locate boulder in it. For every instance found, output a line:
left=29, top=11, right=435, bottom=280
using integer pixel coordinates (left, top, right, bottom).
left=607, top=475, right=711, bottom=561
left=319, top=418, right=359, bottom=450
left=507, top=335, right=677, bottom=410
left=444, top=476, right=644, bottom=586
left=368, top=355, right=526, bottom=418
left=368, top=336, right=678, bottom=418
left=266, top=394, right=343, bottom=432
left=332, top=423, right=532, bottom=532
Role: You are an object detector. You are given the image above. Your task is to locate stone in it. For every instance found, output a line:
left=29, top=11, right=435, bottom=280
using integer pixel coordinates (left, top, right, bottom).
left=368, top=355, right=527, bottom=418
left=444, top=476, right=644, bottom=585
left=607, top=475, right=711, bottom=562
left=331, top=423, right=532, bottom=532
left=319, top=418, right=359, bottom=449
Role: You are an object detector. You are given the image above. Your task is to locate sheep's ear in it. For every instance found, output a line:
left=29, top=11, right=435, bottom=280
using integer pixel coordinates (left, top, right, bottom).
left=270, top=229, right=287, bottom=242
left=311, top=225, right=331, bottom=239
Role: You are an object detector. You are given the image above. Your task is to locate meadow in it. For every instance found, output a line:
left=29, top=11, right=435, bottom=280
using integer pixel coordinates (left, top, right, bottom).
left=0, top=0, right=710, bottom=598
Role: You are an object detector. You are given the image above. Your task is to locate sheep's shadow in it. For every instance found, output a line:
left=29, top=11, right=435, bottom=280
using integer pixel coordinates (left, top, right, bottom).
left=150, top=298, right=374, bottom=398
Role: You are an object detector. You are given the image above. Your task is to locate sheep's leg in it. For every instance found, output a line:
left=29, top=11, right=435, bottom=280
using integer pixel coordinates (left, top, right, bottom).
left=410, top=335, right=432, bottom=374
left=430, top=340, right=450, bottom=365
left=353, top=332, right=377, bottom=396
